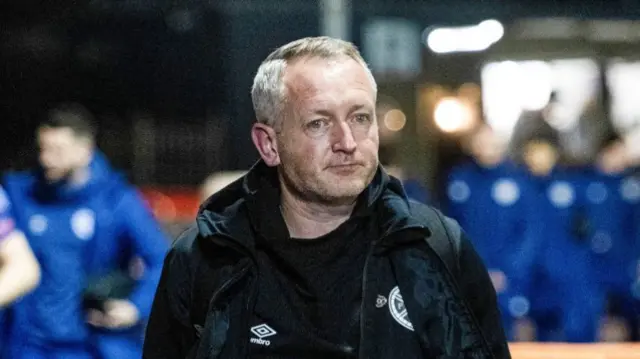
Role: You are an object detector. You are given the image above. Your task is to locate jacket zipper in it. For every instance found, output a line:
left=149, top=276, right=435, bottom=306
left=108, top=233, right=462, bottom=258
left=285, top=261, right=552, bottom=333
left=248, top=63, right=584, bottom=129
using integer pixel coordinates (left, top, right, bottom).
left=243, top=273, right=258, bottom=359
left=197, top=265, right=248, bottom=359
left=357, top=241, right=376, bottom=359
left=203, top=234, right=258, bottom=359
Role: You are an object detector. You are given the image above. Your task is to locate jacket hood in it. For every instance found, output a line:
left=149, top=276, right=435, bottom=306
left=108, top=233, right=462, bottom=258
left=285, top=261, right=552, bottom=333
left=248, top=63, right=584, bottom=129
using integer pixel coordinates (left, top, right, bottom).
left=196, top=160, right=426, bottom=251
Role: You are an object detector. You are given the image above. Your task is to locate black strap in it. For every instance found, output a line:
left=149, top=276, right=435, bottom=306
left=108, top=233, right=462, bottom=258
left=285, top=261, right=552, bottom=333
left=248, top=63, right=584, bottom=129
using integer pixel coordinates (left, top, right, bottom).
left=409, top=201, right=460, bottom=278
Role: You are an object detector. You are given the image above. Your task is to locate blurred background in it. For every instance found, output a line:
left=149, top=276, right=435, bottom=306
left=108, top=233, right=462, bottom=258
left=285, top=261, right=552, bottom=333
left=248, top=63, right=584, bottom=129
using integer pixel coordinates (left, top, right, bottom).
left=4, top=0, right=640, bottom=346
left=5, top=0, right=640, bottom=223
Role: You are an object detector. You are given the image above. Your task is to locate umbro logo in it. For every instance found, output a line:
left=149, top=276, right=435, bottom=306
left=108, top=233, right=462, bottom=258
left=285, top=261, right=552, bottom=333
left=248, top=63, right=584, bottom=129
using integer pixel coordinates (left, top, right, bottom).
left=250, top=323, right=277, bottom=347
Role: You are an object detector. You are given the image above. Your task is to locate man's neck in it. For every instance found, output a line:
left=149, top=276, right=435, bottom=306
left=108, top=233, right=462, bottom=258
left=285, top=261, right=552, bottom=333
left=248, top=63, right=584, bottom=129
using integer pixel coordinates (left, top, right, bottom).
left=279, top=187, right=356, bottom=239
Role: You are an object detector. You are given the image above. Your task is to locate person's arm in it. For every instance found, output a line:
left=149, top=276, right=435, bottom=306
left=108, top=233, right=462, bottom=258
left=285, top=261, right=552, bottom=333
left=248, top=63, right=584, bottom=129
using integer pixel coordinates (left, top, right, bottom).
left=144, top=227, right=198, bottom=359
left=443, top=217, right=512, bottom=359
left=118, top=190, right=170, bottom=319
left=88, top=189, right=169, bottom=329
left=0, top=185, right=41, bottom=308
left=0, top=230, right=41, bottom=308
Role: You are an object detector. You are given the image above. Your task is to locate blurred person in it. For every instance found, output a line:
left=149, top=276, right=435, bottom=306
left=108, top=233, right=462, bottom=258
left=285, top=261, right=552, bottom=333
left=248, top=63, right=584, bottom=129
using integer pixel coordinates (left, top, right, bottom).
left=513, top=120, right=605, bottom=342
left=597, top=126, right=640, bottom=174
left=562, top=97, right=610, bottom=166
left=444, top=123, right=537, bottom=340
left=577, top=132, right=640, bottom=341
left=2, top=103, right=169, bottom=359
left=0, top=187, right=41, bottom=358
left=509, top=91, right=559, bottom=161
left=144, top=37, right=510, bottom=359
left=0, top=187, right=40, bottom=308
left=199, top=171, right=247, bottom=202
left=378, top=145, right=430, bottom=204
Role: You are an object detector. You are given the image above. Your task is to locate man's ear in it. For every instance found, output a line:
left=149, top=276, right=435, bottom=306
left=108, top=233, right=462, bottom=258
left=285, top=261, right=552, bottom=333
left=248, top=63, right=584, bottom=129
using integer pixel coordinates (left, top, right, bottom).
left=251, top=122, right=281, bottom=166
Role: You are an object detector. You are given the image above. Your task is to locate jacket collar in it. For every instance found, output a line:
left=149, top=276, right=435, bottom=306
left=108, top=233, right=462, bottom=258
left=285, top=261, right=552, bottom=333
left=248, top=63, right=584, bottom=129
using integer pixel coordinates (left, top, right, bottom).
left=196, top=160, right=431, bottom=254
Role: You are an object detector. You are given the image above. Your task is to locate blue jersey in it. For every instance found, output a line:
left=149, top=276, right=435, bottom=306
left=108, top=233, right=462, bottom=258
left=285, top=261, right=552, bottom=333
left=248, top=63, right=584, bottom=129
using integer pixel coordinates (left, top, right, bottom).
left=518, top=168, right=594, bottom=287
left=576, top=167, right=640, bottom=291
left=445, top=161, right=538, bottom=319
left=2, top=151, right=169, bottom=353
left=519, top=167, right=606, bottom=342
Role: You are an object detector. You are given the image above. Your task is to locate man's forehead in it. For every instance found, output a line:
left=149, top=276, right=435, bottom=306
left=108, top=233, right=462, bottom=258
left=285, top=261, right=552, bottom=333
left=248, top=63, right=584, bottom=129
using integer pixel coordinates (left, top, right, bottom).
left=284, top=58, right=373, bottom=100
left=38, top=127, right=86, bottom=145
left=286, top=56, right=365, bottom=83
left=38, top=126, right=74, bottom=137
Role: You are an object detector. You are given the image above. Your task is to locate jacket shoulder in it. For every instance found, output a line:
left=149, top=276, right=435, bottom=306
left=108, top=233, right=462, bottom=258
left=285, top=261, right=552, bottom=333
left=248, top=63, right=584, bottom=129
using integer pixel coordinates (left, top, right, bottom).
left=409, top=202, right=462, bottom=239
left=159, top=224, right=201, bottom=292
left=408, top=201, right=463, bottom=274
left=170, top=224, right=202, bottom=261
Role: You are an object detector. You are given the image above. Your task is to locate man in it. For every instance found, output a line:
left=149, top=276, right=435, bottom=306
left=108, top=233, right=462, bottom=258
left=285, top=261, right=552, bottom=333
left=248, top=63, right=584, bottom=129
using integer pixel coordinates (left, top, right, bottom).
left=512, top=121, right=605, bottom=342
left=2, top=103, right=169, bottom=359
left=144, top=36, right=509, bottom=358
left=579, top=133, right=640, bottom=341
left=0, top=187, right=41, bottom=308
left=445, top=124, right=537, bottom=340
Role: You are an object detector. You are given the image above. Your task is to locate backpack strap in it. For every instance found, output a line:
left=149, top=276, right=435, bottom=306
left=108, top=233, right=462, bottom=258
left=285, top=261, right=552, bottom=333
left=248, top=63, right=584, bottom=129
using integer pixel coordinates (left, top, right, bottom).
left=409, top=201, right=461, bottom=278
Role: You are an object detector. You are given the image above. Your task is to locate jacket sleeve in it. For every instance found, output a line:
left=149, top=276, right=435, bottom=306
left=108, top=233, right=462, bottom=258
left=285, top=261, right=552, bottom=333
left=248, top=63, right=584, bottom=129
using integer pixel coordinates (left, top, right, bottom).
left=444, top=217, right=512, bottom=359
left=143, top=227, right=198, bottom=359
left=118, top=189, right=170, bottom=319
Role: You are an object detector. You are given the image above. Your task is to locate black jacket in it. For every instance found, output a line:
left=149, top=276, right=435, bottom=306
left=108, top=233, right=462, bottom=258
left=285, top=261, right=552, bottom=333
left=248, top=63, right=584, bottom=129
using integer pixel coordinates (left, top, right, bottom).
left=143, top=162, right=511, bottom=359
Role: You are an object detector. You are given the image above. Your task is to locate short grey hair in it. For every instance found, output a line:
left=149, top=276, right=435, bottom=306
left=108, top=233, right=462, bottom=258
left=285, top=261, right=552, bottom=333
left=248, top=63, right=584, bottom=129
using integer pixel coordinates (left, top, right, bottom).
left=251, top=36, right=377, bottom=128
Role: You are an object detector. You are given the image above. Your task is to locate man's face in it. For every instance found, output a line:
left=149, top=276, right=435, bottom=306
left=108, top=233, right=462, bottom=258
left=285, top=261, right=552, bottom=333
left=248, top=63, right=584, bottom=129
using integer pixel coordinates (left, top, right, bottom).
left=469, top=125, right=506, bottom=167
left=523, top=140, right=559, bottom=177
left=37, top=127, right=92, bottom=182
left=276, top=56, right=379, bottom=205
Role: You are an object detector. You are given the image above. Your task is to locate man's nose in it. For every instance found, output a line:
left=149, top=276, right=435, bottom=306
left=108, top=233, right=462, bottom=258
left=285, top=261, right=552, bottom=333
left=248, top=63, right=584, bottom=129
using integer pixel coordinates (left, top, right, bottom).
left=332, top=122, right=357, bottom=153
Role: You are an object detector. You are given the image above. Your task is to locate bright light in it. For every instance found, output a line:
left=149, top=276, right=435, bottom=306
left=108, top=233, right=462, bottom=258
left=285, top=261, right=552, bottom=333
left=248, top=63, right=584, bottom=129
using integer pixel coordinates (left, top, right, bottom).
left=479, top=19, right=505, bottom=42
left=519, top=61, right=553, bottom=110
left=481, top=61, right=525, bottom=138
left=481, top=58, right=599, bottom=140
left=434, top=97, right=473, bottom=133
left=479, top=60, right=552, bottom=137
left=426, top=19, right=504, bottom=54
left=607, top=60, right=640, bottom=131
left=383, top=109, right=407, bottom=131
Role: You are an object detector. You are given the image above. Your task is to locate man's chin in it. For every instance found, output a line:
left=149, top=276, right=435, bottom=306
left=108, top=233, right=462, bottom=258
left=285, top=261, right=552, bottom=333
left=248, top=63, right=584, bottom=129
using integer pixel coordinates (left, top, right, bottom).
left=320, top=181, right=367, bottom=202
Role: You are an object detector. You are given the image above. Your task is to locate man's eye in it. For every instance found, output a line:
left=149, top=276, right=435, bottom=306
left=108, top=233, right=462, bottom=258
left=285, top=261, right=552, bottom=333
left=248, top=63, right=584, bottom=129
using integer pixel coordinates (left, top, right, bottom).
left=307, top=119, right=326, bottom=130
left=353, top=114, right=371, bottom=124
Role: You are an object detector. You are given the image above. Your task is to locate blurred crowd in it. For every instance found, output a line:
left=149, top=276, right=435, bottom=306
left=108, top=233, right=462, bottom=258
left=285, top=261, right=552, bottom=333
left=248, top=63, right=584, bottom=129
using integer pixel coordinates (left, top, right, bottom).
left=440, top=92, right=640, bottom=343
